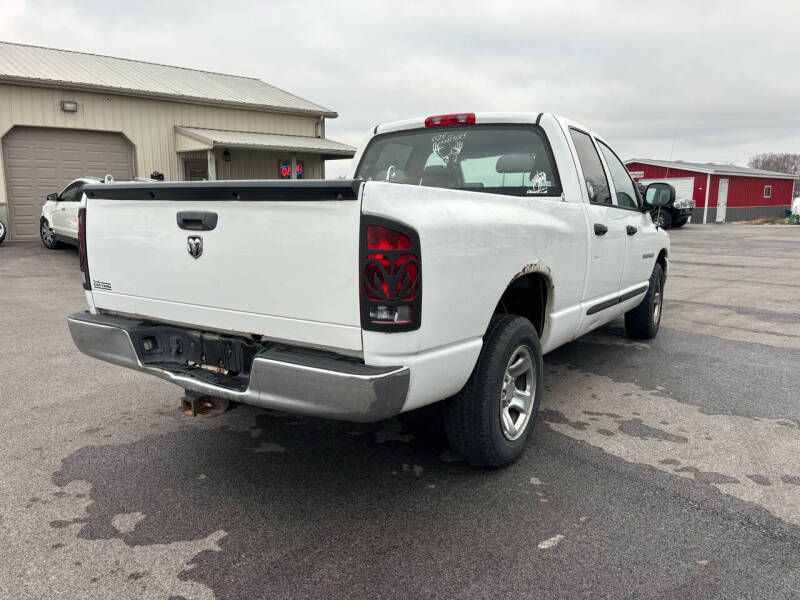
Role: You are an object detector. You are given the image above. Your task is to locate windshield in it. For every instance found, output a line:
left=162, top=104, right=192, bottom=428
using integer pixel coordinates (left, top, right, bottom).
left=355, top=125, right=562, bottom=197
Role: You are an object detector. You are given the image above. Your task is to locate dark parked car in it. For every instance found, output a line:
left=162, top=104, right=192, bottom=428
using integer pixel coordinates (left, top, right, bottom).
left=636, top=182, right=694, bottom=229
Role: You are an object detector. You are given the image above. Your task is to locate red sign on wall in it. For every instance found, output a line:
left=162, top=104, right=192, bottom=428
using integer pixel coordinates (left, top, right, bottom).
left=279, top=161, right=304, bottom=179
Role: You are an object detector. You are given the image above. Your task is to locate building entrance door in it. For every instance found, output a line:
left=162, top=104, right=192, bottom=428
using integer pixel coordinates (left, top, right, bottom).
left=716, top=178, right=729, bottom=223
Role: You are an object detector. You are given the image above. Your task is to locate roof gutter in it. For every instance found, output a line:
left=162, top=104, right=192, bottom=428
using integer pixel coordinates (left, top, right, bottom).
left=0, top=76, right=339, bottom=118
left=207, top=142, right=355, bottom=157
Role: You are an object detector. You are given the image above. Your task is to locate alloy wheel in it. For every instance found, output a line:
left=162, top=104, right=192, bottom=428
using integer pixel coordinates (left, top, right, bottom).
left=499, top=345, right=536, bottom=441
left=653, top=275, right=662, bottom=322
left=41, top=221, right=54, bottom=246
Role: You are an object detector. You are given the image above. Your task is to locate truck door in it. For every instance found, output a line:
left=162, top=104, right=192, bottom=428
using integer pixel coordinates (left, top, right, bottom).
left=596, top=140, right=655, bottom=293
left=567, top=128, right=626, bottom=317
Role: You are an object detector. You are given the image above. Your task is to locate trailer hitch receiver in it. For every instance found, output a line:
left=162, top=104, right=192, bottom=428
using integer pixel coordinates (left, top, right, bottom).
left=181, top=392, right=231, bottom=417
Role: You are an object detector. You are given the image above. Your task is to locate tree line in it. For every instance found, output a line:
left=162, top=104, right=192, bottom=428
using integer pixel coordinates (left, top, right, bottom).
left=748, top=153, right=799, bottom=177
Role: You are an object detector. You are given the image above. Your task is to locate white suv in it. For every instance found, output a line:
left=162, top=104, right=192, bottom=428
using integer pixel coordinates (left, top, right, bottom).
left=40, top=177, right=102, bottom=248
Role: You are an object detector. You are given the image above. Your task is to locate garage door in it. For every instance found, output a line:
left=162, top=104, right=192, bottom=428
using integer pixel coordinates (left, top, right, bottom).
left=2, top=127, right=133, bottom=241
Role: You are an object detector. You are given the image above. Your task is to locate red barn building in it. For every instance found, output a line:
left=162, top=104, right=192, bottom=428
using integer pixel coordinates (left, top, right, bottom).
left=625, top=159, right=796, bottom=223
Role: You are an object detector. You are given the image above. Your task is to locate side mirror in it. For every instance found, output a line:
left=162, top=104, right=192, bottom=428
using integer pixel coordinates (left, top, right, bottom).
left=46, top=192, right=59, bottom=202
left=643, top=182, right=674, bottom=209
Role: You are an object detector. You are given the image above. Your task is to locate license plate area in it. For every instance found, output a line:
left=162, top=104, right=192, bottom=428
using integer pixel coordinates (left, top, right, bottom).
left=129, top=325, right=259, bottom=376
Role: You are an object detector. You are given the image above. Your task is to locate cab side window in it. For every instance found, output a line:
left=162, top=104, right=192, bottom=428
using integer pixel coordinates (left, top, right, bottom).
left=59, top=183, right=83, bottom=202
left=598, top=142, right=639, bottom=209
left=569, top=129, right=611, bottom=205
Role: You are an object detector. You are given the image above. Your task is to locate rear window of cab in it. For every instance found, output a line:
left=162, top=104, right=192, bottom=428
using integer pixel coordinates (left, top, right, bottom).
left=355, top=125, right=562, bottom=197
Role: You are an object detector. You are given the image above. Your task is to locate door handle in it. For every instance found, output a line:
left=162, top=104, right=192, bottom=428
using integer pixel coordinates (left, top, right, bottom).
left=626, top=225, right=638, bottom=235
left=594, top=223, right=608, bottom=236
left=176, top=211, right=218, bottom=231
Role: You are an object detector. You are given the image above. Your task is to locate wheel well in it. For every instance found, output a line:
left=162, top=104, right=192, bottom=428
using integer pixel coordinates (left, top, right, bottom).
left=494, top=273, right=549, bottom=337
left=657, top=249, right=668, bottom=272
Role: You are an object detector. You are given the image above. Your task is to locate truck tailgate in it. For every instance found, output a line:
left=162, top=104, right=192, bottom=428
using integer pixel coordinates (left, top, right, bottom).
left=83, top=181, right=364, bottom=353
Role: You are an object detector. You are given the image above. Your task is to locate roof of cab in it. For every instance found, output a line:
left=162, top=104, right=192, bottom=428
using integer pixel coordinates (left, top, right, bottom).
left=374, top=112, right=549, bottom=135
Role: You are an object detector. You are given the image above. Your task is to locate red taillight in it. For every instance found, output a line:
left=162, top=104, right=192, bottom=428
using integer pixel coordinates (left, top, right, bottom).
left=360, top=219, right=421, bottom=332
left=424, top=113, right=476, bottom=128
left=78, top=207, right=90, bottom=290
left=366, top=225, right=411, bottom=250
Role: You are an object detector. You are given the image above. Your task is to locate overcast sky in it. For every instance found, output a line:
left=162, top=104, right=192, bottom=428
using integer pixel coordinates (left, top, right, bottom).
left=2, top=0, right=798, bottom=178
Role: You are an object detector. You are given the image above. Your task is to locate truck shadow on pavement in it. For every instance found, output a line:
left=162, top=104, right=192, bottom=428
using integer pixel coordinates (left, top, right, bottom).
left=50, top=406, right=522, bottom=597
left=48, top=324, right=800, bottom=599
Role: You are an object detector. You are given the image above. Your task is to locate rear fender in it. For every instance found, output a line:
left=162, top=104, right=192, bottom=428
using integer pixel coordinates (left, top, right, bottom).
left=361, top=182, right=587, bottom=411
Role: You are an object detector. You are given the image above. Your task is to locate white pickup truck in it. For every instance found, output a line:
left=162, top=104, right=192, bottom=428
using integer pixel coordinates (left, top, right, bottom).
left=68, top=112, right=670, bottom=467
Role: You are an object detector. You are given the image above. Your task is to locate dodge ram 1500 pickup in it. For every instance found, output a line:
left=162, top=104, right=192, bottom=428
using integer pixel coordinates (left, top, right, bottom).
left=68, top=112, right=670, bottom=467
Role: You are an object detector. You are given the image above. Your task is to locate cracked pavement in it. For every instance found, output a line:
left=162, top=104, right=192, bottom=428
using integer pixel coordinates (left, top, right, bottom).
left=1, top=224, right=798, bottom=599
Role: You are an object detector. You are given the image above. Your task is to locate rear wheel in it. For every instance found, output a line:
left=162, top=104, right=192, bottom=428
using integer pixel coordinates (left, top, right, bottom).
left=624, top=263, right=665, bottom=339
left=443, top=314, right=543, bottom=468
left=0, top=219, right=6, bottom=245
left=652, top=210, right=672, bottom=229
left=40, top=218, right=59, bottom=249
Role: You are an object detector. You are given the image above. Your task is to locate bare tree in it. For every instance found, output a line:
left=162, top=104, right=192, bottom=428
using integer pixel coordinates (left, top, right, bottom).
left=749, top=153, right=800, bottom=195
left=748, top=153, right=800, bottom=175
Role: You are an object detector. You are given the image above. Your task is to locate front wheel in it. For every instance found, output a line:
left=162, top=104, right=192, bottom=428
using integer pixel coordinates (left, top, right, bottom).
left=624, top=263, right=665, bottom=339
left=40, top=218, right=59, bottom=249
left=443, top=314, right=544, bottom=468
left=0, top=219, right=6, bottom=245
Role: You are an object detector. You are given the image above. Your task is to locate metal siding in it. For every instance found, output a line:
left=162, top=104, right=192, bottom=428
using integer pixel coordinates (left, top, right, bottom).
left=212, top=150, right=323, bottom=181
left=627, top=158, right=796, bottom=179
left=706, top=176, right=792, bottom=209
left=706, top=176, right=719, bottom=208
left=721, top=175, right=793, bottom=207
left=627, top=162, right=794, bottom=209
left=213, top=149, right=280, bottom=180
left=0, top=83, right=320, bottom=207
left=297, top=153, right=324, bottom=179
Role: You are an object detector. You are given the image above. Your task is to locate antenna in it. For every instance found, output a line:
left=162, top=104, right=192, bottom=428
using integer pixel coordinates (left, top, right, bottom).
left=665, top=127, right=678, bottom=179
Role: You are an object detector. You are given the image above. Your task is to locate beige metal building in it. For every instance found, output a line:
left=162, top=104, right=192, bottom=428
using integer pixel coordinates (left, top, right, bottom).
left=0, top=41, right=355, bottom=241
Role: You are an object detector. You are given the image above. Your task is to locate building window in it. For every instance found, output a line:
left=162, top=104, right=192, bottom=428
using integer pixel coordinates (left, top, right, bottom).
left=764, top=185, right=772, bottom=198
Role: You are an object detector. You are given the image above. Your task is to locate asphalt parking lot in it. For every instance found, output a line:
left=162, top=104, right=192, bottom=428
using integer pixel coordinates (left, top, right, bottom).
left=1, top=224, right=799, bottom=599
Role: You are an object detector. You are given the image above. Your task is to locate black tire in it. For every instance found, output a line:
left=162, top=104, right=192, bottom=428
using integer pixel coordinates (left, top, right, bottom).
left=443, top=314, right=544, bottom=468
left=624, top=263, right=665, bottom=340
left=40, top=218, right=59, bottom=249
left=652, top=209, right=672, bottom=229
left=671, top=218, right=688, bottom=229
left=0, top=219, right=6, bottom=245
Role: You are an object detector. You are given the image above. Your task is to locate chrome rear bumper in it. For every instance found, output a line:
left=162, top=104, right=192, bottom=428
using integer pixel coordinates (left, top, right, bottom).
left=67, top=312, right=409, bottom=422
